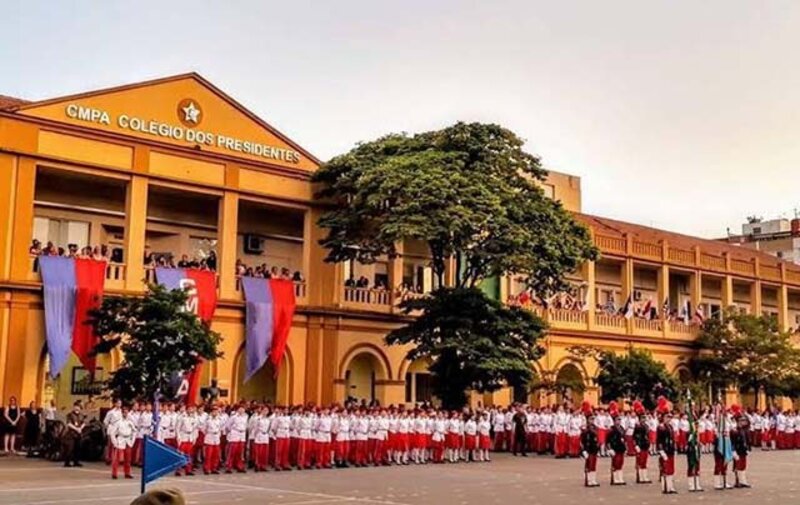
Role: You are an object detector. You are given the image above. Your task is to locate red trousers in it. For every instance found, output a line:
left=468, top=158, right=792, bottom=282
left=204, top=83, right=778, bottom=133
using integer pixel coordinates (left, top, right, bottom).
left=203, top=444, right=220, bottom=473
left=734, top=455, right=747, bottom=471
left=568, top=435, right=581, bottom=456
left=713, top=453, right=727, bottom=475
left=354, top=440, right=367, bottom=465
left=111, top=447, right=132, bottom=477
left=611, top=452, right=624, bottom=471
left=432, top=440, right=444, bottom=462
left=226, top=441, right=245, bottom=471
left=178, top=442, right=194, bottom=474
left=297, top=439, right=312, bottom=468
left=132, top=438, right=143, bottom=466
left=554, top=433, right=568, bottom=456
left=371, top=439, right=385, bottom=465
left=253, top=442, right=269, bottom=470
left=659, top=455, right=675, bottom=476
left=493, top=432, right=505, bottom=451
left=274, top=438, right=290, bottom=469
left=635, top=451, right=648, bottom=469
left=335, top=440, right=349, bottom=462
left=316, top=441, right=331, bottom=468
left=584, top=453, right=597, bottom=472
left=624, top=435, right=636, bottom=456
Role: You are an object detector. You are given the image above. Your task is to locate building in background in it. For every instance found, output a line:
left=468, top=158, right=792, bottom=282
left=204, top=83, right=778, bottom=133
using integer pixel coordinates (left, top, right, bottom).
left=1, top=74, right=797, bottom=413
left=722, top=216, right=800, bottom=265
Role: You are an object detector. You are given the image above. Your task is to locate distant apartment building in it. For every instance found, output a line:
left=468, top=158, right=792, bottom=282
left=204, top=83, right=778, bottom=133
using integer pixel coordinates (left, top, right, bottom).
left=723, top=217, right=800, bottom=264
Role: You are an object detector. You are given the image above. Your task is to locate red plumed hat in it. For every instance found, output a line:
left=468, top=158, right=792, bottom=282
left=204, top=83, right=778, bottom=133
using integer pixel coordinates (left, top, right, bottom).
left=730, top=404, right=742, bottom=417
left=608, top=400, right=619, bottom=417
left=656, top=395, right=670, bottom=414
left=581, top=400, right=593, bottom=415
left=632, top=399, right=645, bottom=415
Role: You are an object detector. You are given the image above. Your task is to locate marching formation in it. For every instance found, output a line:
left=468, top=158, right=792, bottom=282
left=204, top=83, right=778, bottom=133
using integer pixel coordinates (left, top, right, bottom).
left=98, top=395, right=764, bottom=494
left=102, top=400, right=494, bottom=479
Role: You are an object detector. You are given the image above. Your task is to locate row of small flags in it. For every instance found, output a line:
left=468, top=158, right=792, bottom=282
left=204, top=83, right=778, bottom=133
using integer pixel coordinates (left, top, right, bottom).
left=619, top=295, right=704, bottom=322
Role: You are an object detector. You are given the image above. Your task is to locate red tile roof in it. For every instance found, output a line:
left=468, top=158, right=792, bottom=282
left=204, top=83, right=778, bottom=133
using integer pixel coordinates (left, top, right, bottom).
left=575, top=212, right=787, bottom=267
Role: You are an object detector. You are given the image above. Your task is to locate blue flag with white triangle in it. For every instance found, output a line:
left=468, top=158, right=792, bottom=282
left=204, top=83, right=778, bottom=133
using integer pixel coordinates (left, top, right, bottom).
left=141, top=436, right=188, bottom=493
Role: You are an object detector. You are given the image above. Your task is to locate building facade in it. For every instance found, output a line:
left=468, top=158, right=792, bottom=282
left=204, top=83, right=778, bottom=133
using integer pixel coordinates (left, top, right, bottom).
left=1, top=74, right=798, bottom=411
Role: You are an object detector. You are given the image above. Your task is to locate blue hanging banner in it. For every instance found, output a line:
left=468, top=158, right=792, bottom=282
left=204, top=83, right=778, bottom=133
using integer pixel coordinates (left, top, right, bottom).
left=141, top=436, right=188, bottom=494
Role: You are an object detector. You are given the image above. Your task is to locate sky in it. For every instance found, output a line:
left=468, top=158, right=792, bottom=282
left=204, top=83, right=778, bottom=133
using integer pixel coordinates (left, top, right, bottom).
left=2, top=0, right=799, bottom=238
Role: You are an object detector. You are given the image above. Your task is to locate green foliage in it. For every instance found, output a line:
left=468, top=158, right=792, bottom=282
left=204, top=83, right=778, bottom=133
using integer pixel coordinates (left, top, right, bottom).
left=572, top=345, right=677, bottom=410
left=690, top=309, right=800, bottom=399
left=312, top=122, right=598, bottom=294
left=386, top=287, right=547, bottom=409
left=90, top=284, right=222, bottom=403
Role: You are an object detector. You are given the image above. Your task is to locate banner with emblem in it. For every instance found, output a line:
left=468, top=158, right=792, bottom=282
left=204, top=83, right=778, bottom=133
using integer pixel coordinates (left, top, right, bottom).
left=154, top=267, right=218, bottom=404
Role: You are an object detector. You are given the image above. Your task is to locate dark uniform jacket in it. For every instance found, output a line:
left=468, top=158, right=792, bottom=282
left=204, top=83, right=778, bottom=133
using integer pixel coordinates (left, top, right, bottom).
left=633, top=424, right=650, bottom=451
left=580, top=429, right=599, bottom=455
left=607, top=426, right=626, bottom=454
left=64, top=411, right=85, bottom=440
left=656, top=424, right=676, bottom=456
left=730, top=427, right=750, bottom=457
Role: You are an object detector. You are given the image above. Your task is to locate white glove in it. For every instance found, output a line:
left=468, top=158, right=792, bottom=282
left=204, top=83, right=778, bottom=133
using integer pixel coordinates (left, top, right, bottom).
left=609, top=449, right=615, bottom=456
left=659, top=450, right=667, bottom=461
left=635, top=446, right=641, bottom=454
left=733, top=453, right=740, bottom=461
left=581, top=451, right=588, bottom=459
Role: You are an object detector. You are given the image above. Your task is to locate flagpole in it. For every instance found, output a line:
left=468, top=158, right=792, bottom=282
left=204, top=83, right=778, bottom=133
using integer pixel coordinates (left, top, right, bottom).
left=140, top=435, right=147, bottom=495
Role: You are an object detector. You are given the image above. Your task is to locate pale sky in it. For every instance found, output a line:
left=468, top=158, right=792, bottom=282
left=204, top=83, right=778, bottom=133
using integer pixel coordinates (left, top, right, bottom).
left=2, top=0, right=799, bottom=238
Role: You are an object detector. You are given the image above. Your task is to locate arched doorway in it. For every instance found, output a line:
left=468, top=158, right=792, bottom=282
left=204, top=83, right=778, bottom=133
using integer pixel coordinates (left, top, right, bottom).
left=403, top=358, right=436, bottom=406
left=345, top=353, right=382, bottom=404
left=555, top=363, right=585, bottom=406
left=233, top=346, right=291, bottom=405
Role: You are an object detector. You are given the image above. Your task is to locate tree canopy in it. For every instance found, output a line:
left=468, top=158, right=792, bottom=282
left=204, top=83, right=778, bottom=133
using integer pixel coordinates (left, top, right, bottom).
left=571, top=345, right=677, bottom=410
left=386, top=287, right=546, bottom=410
left=312, top=122, right=598, bottom=295
left=315, top=122, right=598, bottom=408
left=689, top=309, right=800, bottom=400
left=90, top=284, right=222, bottom=403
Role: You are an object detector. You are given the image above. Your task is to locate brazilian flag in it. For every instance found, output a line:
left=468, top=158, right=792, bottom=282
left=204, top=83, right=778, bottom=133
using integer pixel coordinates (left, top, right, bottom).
left=686, top=394, right=700, bottom=473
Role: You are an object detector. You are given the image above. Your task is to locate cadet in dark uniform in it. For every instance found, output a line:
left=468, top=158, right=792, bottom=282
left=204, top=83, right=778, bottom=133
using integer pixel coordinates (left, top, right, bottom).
left=606, top=416, right=627, bottom=485
left=580, top=414, right=600, bottom=487
left=633, top=414, right=652, bottom=483
left=62, top=401, right=85, bottom=467
left=730, top=415, right=752, bottom=488
left=511, top=406, right=527, bottom=457
left=656, top=412, right=678, bottom=494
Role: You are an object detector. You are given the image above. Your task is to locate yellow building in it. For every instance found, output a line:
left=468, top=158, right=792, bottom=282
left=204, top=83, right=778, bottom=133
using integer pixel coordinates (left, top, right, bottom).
left=1, top=74, right=797, bottom=410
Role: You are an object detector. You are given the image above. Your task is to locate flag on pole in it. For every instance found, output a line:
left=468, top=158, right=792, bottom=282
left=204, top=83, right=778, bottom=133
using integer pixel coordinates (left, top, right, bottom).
left=242, top=277, right=297, bottom=380
left=694, top=305, right=705, bottom=323
left=141, top=436, right=188, bottom=494
left=686, top=391, right=701, bottom=475
left=641, top=298, right=653, bottom=320
left=154, top=267, right=218, bottom=404
left=39, top=256, right=106, bottom=376
left=662, top=297, right=670, bottom=319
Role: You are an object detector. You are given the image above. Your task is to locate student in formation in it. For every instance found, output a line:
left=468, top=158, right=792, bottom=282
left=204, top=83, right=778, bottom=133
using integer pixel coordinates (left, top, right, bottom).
left=730, top=409, right=752, bottom=488
left=202, top=405, right=223, bottom=475
left=606, top=416, right=627, bottom=485
left=108, top=405, right=136, bottom=479
left=580, top=413, right=601, bottom=487
left=656, top=410, right=678, bottom=494
left=631, top=402, right=653, bottom=484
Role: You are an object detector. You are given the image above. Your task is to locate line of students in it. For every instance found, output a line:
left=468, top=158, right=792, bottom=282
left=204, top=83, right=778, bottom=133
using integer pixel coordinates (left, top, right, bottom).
left=102, top=401, right=497, bottom=478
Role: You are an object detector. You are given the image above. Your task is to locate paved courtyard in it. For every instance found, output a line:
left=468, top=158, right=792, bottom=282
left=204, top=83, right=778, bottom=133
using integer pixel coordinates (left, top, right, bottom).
left=1, top=450, right=799, bottom=505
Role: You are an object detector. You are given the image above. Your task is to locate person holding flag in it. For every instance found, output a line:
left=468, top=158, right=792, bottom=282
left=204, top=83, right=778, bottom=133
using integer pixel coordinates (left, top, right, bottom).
left=730, top=407, right=752, bottom=488
left=713, top=402, right=735, bottom=490
left=685, top=392, right=703, bottom=492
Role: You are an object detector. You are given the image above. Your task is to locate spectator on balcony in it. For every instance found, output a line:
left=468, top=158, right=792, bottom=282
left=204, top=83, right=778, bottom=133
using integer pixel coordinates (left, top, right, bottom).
left=66, top=244, right=79, bottom=258
left=280, top=267, right=292, bottom=280
left=269, top=266, right=279, bottom=278
left=92, top=246, right=107, bottom=262
left=235, top=259, right=246, bottom=277
left=292, top=271, right=304, bottom=282
left=206, top=251, right=217, bottom=272
left=345, top=277, right=356, bottom=288
left=177, top=254, right=191, bottom=268
left=356, top=276, right=369, bottom=288
left=143, top=248, right=154, bottom=267
left=29, top=239, right=42, bottom=256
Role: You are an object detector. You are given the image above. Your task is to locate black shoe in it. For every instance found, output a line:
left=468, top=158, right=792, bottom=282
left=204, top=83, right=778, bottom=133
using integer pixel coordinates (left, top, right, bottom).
left=74, top=463, right=83, bottom=467
left=64, top=463, right=72, bottom=467
left=124, top=475, right=133, bottom=479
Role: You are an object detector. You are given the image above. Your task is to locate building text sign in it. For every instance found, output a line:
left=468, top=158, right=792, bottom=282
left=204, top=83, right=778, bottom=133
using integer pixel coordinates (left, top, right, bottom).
left=64, top=101, right=301, bottom=164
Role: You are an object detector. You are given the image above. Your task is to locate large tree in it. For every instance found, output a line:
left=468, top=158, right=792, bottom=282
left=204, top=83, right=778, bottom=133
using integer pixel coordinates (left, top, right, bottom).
left=690, top=309, right=800, bottom=402
left=314, top=122, right=598, bottom=407
left=570, top=345, right=677, bottom=410
left=90, top=284, right=222, bottom=403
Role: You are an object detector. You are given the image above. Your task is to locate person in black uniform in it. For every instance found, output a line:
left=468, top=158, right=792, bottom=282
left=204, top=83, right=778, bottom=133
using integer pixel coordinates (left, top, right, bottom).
left=730, top=415, right=752, bottom=488
left=511, top=406, right=527, bottom=457
left=656, top=412, right=678, bottom=494
left=633, top=414, right=652, bottom=483
left=606, top=416, right=627, bottom=485
left=580, top=414, right=600, bottom=487
left=62, top=402, right=85, bottom=467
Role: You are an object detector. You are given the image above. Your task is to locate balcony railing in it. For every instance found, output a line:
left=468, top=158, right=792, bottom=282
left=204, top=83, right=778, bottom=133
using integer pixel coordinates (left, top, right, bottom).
left=761, top=264, right=781, bottom=282
left=632, top=240, right=661, bottom=260
left=634, top=318, right=663, bottom=333
left=343, top=286, right=391, bottom=306
left=595, top=313, right=627, bottom=330
left=29, top=254, right=126, bottom=289
left=595, top=234, right=626, bottom=255
left=234, top=275, right=307, bottom=299
left=700, top=253, right=726, bottom=272
left=667, top=247, right=695, bottom=266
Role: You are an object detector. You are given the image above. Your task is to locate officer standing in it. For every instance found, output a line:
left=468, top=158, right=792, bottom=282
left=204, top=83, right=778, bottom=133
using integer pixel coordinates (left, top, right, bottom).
left=62, top=401, right=85, bottom=468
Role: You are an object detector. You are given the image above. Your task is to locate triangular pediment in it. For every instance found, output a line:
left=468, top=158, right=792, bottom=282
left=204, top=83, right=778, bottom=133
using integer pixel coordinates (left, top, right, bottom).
left=15, top=73, right=318, bottom=171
